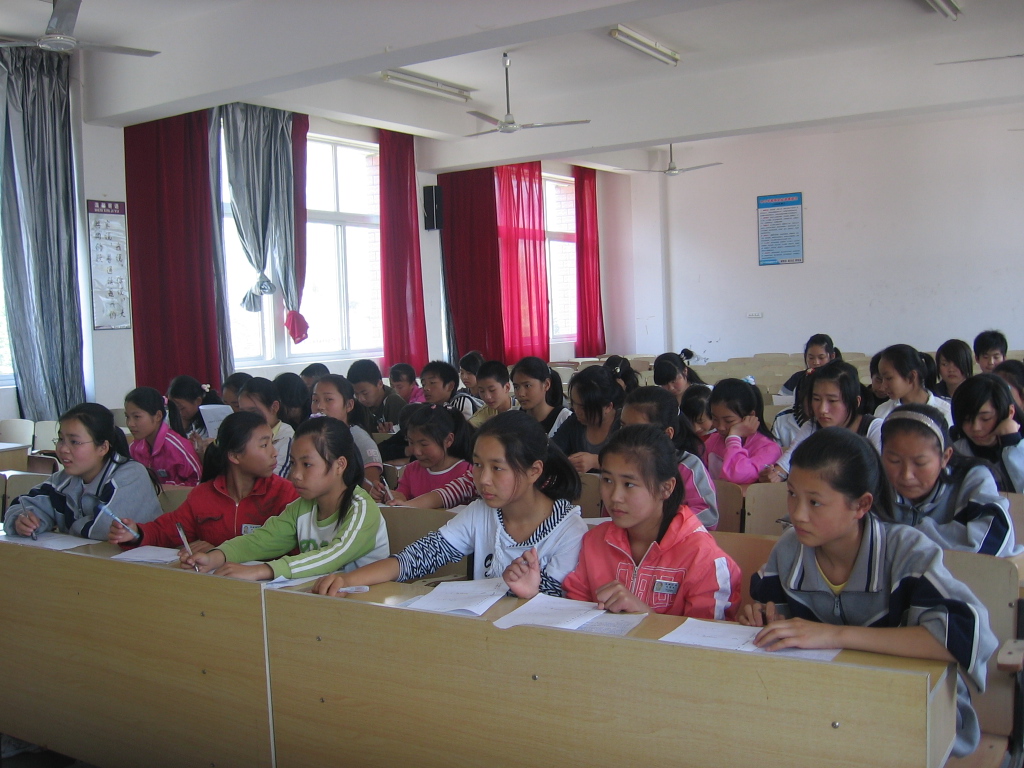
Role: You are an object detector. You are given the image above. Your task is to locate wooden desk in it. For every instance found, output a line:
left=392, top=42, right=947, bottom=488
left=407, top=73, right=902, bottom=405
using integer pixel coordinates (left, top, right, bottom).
left=0, top=441, right=30, bottom=471
left=265, top=583, right=956, bottom=768
left=0, top=541, right=274, bottom=768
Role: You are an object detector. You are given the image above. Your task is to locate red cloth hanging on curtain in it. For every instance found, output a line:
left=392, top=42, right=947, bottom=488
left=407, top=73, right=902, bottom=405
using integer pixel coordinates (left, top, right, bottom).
left=285, top=113, right=310, bottom=343
left=124, top=110, right=222, bottom=391
left=437, top=168, right=504, bottom=362
left=378, top=129, right=429, bottom=369
left=495, top=162, right=548, bottom=362
left=573, top=166, right=605, bottom=357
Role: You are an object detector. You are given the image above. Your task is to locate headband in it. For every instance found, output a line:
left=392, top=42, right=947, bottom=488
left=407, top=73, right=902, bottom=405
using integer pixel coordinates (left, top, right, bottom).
left=883, top=409, right=946, bottom=447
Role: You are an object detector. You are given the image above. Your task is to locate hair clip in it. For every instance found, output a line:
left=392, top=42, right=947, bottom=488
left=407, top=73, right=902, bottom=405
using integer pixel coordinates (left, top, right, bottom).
left=201, top=383, right=211, bottom=393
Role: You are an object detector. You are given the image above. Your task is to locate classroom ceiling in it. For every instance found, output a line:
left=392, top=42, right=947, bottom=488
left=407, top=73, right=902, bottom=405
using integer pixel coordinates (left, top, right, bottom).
left=2, top=0, right=1022, bottom=172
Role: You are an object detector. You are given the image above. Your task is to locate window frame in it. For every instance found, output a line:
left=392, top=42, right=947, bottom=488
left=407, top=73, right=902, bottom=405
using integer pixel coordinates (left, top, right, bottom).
left=542, top=173, right=579, bottom=344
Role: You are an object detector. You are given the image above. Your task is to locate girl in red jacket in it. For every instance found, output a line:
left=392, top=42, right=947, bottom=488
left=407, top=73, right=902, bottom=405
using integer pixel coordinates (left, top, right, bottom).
left=108, top=411, right=298, bottom=553
left=545, top=424, right=740, bottom=618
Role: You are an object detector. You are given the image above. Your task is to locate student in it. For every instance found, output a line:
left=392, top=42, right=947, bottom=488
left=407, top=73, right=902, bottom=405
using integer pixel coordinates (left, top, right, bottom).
left=881, top=404, right=1019, bottom=556
left=603, top=355, right=640, bottom=393
left=868, top=351, right=889, bottom=411
left=680, top=384, right=714, bottom=443
left=770, top=375, right=810, bottom=450
left=273, top=371, right=312, bottom=429
left=973, top=329, right=1008, bottom=374
left=167, top=375, right=223, bottom=439
left=313, top=410, right=587, bottom=598
left=237, top=377, right=294, bottom=478
left=386, top=406, right=477, bottom=509
left=180, top=417, right=389, bottom=580
left=421, top=360, right=482, bottom=418
left=389, top=362, right=425, bottom=404
left=873, top=344, right=952, bottom=424
left=300, top=362, right=330, bottom=394
left=347, top=359, right=406, bottom=432
left=377, top=402, right=422, bottom=463
left=109, top=411, right=298, bottom=550
left=652, top=352, right=705, bottom=407
left=780, top=334, right=839, bottom=395
left=742, top=427, right=995, bottom=758
left=4, top=403, right=163, bottom=540
left=458, top=350, right=485, bottom=397
left=510, top=356, right=571, bottom=437
left=312, top=374, right=384, bottom=491
left=994, top=360, right=1024, bottom=412
left=762, top=361, right=882, bottom=481
left=124, top=386, right=202, bottom=487
left=552, top=365, right=623, bottom=473
left=546, top=425, right=739, bottom=617
left=221, top=372, right=253, bottom=413
left=951, top=373, right=1024, bottom=493
left=704, top=378, right=781, bottom=484
left=620, top=387, right=718, bottom=529
left=934, top=339, right=974, bottom=399
left=469, top=360, right=519, bottom=427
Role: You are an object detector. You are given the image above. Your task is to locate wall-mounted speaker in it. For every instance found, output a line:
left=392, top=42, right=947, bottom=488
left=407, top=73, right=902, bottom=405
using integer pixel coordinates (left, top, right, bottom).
left=423, top=185, right=442, bottom=230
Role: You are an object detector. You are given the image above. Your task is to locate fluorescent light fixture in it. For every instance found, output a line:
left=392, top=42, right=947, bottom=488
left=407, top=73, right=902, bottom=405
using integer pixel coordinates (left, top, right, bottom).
left=380, top=69, right=472, bottom=102
left=609, top=24, right=679, bottom=66
left=923, top=0, right=961, bottom=19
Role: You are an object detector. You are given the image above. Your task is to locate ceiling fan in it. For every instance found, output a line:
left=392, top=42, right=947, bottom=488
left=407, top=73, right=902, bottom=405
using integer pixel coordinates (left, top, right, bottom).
left=0, top=0, right=159, bottom=57
left=624, top=144, right=722, bottom=176
left=466, top=52, right=590, bottom=137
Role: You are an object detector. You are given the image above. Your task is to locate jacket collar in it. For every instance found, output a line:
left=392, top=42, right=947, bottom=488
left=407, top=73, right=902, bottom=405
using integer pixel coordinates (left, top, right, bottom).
left=789, top=514, right=885, bottom=594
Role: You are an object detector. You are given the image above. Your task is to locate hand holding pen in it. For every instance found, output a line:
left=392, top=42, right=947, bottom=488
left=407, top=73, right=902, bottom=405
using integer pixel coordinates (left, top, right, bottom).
left=176, top=523, right=200, bottom=573
left=95, top=503, right=139, bottom=541
left=107, top=516, right=141, bottom=545
left=14, top=511, right=43, bottom=539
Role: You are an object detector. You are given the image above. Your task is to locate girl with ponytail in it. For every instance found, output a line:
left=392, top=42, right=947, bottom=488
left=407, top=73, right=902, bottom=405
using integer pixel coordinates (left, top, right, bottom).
left=874, top=344, right=951, bottom=424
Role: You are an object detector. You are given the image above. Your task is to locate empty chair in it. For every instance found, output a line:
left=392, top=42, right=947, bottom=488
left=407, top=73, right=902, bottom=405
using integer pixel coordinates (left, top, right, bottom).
left=0, top=419, right=34, bottom=446
left=575, top=472, right=602, bottom=518
left=32, top=421, right=58, bottom=452
left=744, top=482, right=790, bottom=536
left=713, top=480, right=745, bottom=533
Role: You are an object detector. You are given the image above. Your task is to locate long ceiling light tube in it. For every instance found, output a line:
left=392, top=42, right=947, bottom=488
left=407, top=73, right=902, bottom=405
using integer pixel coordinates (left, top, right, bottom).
left=609, top=24, right=680, bottom=66
left=380, top=69, right=472, bottom=102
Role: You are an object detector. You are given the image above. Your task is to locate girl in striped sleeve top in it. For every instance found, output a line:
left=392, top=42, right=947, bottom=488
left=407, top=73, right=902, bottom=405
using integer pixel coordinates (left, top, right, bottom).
left=180, top=417, right=389, bottom=580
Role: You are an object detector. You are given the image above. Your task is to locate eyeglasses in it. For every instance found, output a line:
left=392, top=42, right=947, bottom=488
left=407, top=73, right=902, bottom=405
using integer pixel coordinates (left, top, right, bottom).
left=53, top=437, right=96, bottom=449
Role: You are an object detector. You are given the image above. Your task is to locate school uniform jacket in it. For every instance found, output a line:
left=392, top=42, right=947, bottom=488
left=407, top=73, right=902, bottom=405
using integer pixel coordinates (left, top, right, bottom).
left=678, top=451, right=719, bottom=529
left=953, top=433, right=1024, bottom=495
left=129, top=474, right=299, bottom=549
left=128, top=422, right=202, bottom=486
left=395, top=498, right=587, bottom=596
left=751, top=517, right=996, bottom=757
left=777, top=416, right=883, bottom=473
left=875, top=392, right=953, bottom=426
left=703, top=431, right=782, bottom=485
left=562, top=507, right=740, bottom=619
left=272, top=421, right=294, bottom=478
left=893, top=464, right=1021, bottom=557
left=447, top=391, right=483, bottom=419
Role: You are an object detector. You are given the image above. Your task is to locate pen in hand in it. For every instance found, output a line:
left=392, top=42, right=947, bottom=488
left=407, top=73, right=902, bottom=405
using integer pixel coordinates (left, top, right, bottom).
left=96, top=503, right=139, bottom=541
left=176, top=523, right=200, bottom=573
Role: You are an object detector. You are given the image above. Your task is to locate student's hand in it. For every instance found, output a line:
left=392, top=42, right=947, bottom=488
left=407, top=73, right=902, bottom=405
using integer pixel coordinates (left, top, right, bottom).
left=729, top=415, right=761, bottom=439
left=753, top=616, right=843, bottom=651
left=996, top=415, right=1021, bottom=437
left=738, top=601, right=781, bottom=627
left=107, top=517, right=140, bottom=544
left=313, top=573, right=350, bottom=597
left=188, top=540, right=215, bottom=555
left=377, top=422, right=394, bottom=434
left=214, top=562, right=274, bottom=581
left=759, top=465, right=785, bottom=484
left=368, top=480, right=390, bottom=504
left=190, top=434, right=213, bottom=458
left=503, top=547, right=541, bottom=599
left=180, top=548, right=224, bottom=573
left=568, top=452, right=599, bottom=473
left=13, top=511, right=42, bottom=537
left=594, top=580, right=650, bottom=614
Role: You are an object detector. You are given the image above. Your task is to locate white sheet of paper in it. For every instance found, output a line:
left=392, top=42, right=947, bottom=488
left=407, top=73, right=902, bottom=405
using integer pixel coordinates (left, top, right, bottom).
left=408, top=577, right=508, bottom=616
left=0, top=532, right=89, bottom=551
left=492, top=593, right=605, bottom=630
left=111, top=546, right=181, bottom=564
left=199, top=404, right=234, bottom=439
left=577, top=612, right=646, bottom=636
left=660, top=618, right=840, bottom=662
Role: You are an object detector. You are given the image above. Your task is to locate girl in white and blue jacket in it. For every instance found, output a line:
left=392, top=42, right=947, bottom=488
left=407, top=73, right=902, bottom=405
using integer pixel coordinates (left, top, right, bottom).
left=743, top=427, right=996, bottom=758
left=951, top=373, right=1024, bottom=494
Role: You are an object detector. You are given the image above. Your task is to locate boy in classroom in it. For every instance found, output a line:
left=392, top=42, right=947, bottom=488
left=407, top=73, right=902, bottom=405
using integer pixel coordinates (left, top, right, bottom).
left=300, top=363, right=330, bottom=394
left=347, top=359, right=407, bottom=432
left=389, top=363, right=425, bottom=404
left=469, top=360, right=519, bottom=427
left=974, top=330, right=1008, bottom=374
left=421, top=360, right=482, bottom=418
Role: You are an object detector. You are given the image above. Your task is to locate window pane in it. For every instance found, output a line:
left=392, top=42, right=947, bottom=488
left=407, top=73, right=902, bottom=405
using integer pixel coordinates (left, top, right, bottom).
left=307, top=140, right=336, bottom=212
left=336, top=146, right=380, bottom=216
left=344, top=225, right=383, bottom=351
left=544, top=178, right=576, bottom=233
left=547, top=240, right=577, bottom=338
left=0, top=266, right=12, bottom=375
left=224, top=217, right=268, bottom=361
left=290, top=223, right=344, bottom=356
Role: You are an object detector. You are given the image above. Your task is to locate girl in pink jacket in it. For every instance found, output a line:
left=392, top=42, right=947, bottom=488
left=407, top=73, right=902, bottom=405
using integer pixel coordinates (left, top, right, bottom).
left=703, top=378, right=781, bottom=484
left=125, top=387, right=202, bottom=486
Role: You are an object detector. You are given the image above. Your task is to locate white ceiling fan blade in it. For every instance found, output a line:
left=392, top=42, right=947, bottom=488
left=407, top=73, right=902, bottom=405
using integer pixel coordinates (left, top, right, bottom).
left=467, top=110, right=502, bottom=126
left=466, top=128, right=500, bottom=137
left=677, top=162, right=723, bottom=173
left=46, top=0, right=81, bottom=37
left=936, top=53, right=1024, bottom=65
left=620, top=168, right=663, bottom=173
left=520, top=119, right=591, bottom=129
left=77, top=40, right=159, bottom=57
left=0, top=38, right=38, bottom=48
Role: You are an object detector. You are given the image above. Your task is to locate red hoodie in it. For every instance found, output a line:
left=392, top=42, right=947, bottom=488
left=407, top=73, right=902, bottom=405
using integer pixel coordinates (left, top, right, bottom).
left=562, top=505, right=741, bottom=619
left=130, top=474, right=299, bottom=548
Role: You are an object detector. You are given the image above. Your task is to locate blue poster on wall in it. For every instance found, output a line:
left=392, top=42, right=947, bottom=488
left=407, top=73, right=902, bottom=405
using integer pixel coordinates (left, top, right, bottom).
left=757, top=192, right=803, bottom=266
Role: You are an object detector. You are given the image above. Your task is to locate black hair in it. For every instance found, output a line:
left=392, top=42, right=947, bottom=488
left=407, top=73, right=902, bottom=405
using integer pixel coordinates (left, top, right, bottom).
left=167, top=375, right=223, bottom=435
left=603, top=355, right=640, bottom=393
left=421, top=360, right=460, bottom=389
left=238, top=377, right=281, bottom=419
left=458, top=351, right=485, bottom=376
left=951, top=373, right=1016, bottom=436
left=568, top=365, right=624, bottom=426
left=346, top=360, right=383, bottom=387
left=804, top=334, right=842, bottom=363
left=995, top=360, right=1024, bottom=405
left=293, top=417, right=364, bottom=520
left=879, top=344, right=936, bottom=393
left=676, top=349, right=706, bottom=385
left=200, top=410, right=268, bottom=483
left=600, top=424, right=686, bottom=541
left=389, top=363, right=417, bottom=385
left=806, top=361, right=863, bottom=429
left=300, top=363, right=331, bottom=380
left=974, top=330, right=1008, bottom=358
left=476, top=360, right=510, bottom=386
left=314, top=374, right=374, bottom=432
left=653, top=353, right=686, bottom=387
left=680, top=384, right=712, bottom=428
left=624, top=386, right=703, bottom=457
left=397, top=402, right=427, bottom=432
left=273, top=372, right=312, bottom=428
left=60, top=403, right=132, bottom=465
left=790, top=427, right=894, bottom=522
left=475, top=410, right=581, bottom=502
left=405, top=405, right=475, bottom=462
left=709, top=378, right=774, bottom=439
left=936, top=339, right=975, bottom=383
left=124, top=386, right=166, bottom=419
left=510, top=356, right=564, bottom=408
left=222, top=372, right=253, bottom=395
left=869, top=352, right=883, bottom=378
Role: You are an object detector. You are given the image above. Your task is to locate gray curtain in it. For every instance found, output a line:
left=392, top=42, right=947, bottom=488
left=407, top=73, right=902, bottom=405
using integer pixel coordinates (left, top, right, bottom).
left=207, top=113, right=235, bottom=384
left=0, top=49, right=85, bottom=420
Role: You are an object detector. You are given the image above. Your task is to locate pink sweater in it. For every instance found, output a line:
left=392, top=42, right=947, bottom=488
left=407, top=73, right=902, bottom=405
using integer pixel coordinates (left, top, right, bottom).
left=129, top=422, right=202, bottom=486
left=396, top=460, right=477, bottom=509
left=703, top=431, right=781, bottom=485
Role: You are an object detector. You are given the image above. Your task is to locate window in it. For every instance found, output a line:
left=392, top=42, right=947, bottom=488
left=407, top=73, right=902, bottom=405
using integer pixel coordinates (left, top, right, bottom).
left=543, top=175, right=577, bottom=341
left=225, top=136, right=382, bottom=366
left=0, top=267, right=14, bottom=383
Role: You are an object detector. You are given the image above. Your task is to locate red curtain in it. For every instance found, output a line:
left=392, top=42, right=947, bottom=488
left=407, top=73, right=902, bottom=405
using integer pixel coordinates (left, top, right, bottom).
left=573, top=166, right=605, bottom=357
left=437, top=168, right=504, bottom=361
left=285, top=113, right=309, bottom=343
left=495, top=162, right=548, bottom=362
left=124, top=110, right=222, bottom=391
left=379, top=129, right=429, bottom=369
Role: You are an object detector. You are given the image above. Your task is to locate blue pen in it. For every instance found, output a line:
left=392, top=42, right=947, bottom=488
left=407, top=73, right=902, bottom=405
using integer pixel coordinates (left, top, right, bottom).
left=96, top=502, right=139, bottom=541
